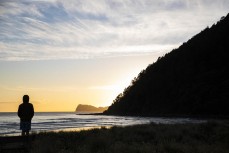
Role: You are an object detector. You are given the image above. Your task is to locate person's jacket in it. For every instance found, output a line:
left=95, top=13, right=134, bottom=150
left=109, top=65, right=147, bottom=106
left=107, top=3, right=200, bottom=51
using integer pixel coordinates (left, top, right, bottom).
left=18, top=103, right=34, bottom=122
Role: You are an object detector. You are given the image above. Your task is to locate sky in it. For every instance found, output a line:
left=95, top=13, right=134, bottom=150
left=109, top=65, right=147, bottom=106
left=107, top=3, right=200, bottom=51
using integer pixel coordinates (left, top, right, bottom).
left=0, top=0, right=229, bottom=112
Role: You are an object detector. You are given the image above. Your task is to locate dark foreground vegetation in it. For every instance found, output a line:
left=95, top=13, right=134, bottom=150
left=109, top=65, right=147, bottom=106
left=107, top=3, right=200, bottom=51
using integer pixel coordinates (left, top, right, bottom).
left=30, top=121, right=229, bottom=153
left=104, top=13, right=229, bottom=117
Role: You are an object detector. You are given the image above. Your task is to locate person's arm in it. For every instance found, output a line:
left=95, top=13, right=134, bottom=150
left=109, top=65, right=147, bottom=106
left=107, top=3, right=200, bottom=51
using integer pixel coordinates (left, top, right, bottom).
left=17, top=105, right=22, bottom=118
left=28, top=104, right=34, bottom=120
left=31, top=104, right=34, bottom=118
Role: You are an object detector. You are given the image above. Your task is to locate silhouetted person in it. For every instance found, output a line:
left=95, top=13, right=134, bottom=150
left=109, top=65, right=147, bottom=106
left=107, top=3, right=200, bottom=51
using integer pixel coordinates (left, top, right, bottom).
left=18, top=95, right=34, bottom=136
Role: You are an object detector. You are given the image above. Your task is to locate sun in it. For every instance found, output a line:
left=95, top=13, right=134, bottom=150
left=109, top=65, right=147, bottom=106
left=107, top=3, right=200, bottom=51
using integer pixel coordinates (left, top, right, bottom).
left=104, top=73, right=137, bottom=106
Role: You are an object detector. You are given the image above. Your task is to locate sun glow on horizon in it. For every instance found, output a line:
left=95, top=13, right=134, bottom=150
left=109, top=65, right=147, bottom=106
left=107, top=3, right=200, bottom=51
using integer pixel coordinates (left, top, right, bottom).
left=0, top=76, right=137, bottom=112
left=0, top=55, right=157, bottom=112
left=92, top=71, right=139, bottom=107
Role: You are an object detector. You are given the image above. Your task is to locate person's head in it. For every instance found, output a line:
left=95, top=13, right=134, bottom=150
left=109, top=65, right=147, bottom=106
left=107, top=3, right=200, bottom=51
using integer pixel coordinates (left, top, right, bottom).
left=23, top=95, right=29, bottom=103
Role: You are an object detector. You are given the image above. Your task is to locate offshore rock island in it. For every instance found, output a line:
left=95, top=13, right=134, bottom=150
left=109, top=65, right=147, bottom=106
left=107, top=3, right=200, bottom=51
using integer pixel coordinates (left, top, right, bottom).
left=75, top=104, right=108, bottom=113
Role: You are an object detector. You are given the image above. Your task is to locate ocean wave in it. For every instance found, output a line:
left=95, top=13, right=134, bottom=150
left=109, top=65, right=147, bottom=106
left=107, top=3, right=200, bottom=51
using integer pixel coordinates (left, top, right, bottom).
left=0, top=112, right=205, bottom=136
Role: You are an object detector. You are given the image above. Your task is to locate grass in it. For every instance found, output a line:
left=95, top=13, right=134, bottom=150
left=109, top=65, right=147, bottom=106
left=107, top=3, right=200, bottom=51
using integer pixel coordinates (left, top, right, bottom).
left=30, top=121, right=229, bottom=153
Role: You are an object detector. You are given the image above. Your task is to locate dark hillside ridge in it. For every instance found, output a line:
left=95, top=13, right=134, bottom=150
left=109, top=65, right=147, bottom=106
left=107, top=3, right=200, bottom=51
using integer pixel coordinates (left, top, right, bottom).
left=104, top=14, right=229, bottom=117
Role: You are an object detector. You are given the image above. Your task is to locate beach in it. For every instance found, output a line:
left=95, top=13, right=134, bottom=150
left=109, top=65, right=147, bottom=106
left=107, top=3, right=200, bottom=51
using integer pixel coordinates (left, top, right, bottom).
left=1, top=112, right=228, bottom=153
left=0, top=112, right=204, bottom=136
left=30, top=121, right=229, bottom=153
left=1, top=121, right=229, bottom=153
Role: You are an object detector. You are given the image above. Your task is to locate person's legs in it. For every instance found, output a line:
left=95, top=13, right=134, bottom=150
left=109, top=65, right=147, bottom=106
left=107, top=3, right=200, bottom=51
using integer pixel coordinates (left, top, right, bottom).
left=20, top=121, right=31, bottom=136
left=21, top=131, right=25, bottom=136
left=25, top=131, right=29, bottom=136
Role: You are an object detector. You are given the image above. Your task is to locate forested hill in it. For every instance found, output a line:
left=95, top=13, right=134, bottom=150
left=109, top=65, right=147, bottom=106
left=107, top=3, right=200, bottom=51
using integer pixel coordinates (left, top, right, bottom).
left=104, top=14, right=229, bottom=117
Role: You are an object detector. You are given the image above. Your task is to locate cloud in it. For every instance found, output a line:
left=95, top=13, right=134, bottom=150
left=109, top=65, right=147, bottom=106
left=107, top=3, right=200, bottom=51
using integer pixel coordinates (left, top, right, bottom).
left=0, top=101, right=18, bottom=103
left=0, top=85, right=79, bottom=92
left=89, top=85, right=118, bottom=90
left=0, top=0, right=229, bottom=61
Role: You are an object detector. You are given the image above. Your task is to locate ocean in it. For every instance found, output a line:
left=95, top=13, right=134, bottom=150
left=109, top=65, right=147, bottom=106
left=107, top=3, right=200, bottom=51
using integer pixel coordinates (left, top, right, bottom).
left=0, top=112, right=204, bottom=136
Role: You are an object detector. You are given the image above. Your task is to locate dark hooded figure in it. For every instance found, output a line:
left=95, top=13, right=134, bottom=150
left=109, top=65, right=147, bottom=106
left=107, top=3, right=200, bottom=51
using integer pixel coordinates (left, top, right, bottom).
left=18, top=95, right=34, bottom=136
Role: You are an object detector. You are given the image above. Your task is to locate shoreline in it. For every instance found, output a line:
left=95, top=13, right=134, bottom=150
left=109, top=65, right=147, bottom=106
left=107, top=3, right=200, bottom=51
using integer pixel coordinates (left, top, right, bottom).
left=80, top=112, right=229, bottom=121
left=2, top=114, right=225, bottom=137
left=1, top=112, right=228, bottom=138
left=1, top=121, right=227, bottom=153
left=0, top=125, right=113, bottom=137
